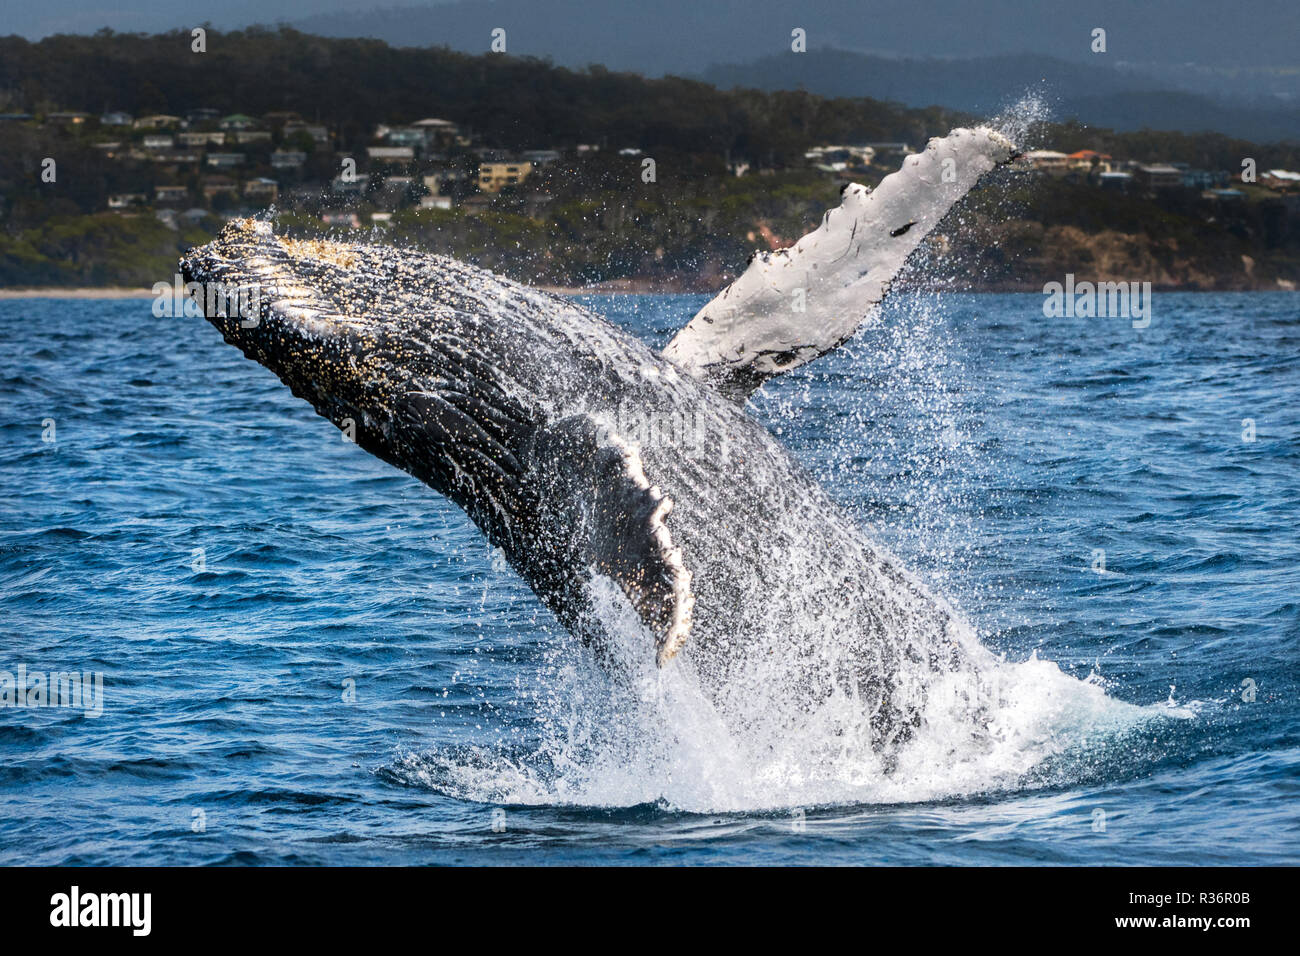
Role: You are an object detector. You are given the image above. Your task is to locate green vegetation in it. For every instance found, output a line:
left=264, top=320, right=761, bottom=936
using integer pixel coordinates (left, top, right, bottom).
left=0, top=213, right=217, bottom=286
left=0, top=27, right=966, bottom=165
left=0, top=28, right=1297, bottom=290
left=947, top=179, right=1300, bottom=291
left=328, top=169, right=840, bottom=287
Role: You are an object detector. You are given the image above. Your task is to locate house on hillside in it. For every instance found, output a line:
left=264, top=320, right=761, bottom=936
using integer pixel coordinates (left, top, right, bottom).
left=522, top=149, right=562, bottom=167
left=270, top=151, right=307, bottom=170
left=107, top=193, right=148, bottom=209
left=219, top=114, right=261, bottom=132
left=134, top=114, right=182, bottom=130
left=423, top=168, right=471, bottom=198
left=1067, top=150, right=1112, bottom=173
left=1134, top=164, right=1184, bottom=190
left=150, top=151, right=201, bottom=166
left=1097, top=171, right=1133, bottom=190
left=863, top=142, right=913, bottom=163
left=411, top=117, right=462, bottom=149
left=178, top=131, right=227, bottom=147
left=367, top=145, right=414, bottom=160
left=201, top=177, right=239, bottom=200
left=379, top=126, right=426, bottom=150
left=1181, top=169, right=1222, bottom=189
left=1261, top=169, right=1300, bottom=192
left=1021, top=150, right=1070, bottom=176
left=805, top=145, right=876, bottom=171
left=243, top=178, right=279, bottom=202
left=478, top=161, right=532, bottom=193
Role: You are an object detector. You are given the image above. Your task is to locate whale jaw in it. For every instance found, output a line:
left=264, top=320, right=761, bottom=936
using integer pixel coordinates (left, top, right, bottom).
left=180, top=220, right=700, bottom=666
left=179, top=220, right=540, bottom=552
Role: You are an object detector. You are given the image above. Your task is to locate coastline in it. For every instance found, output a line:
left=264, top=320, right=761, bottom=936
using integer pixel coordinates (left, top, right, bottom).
left=0, top=287, right=157, bottom=299
left=2, top=281, right=1294, bottom=299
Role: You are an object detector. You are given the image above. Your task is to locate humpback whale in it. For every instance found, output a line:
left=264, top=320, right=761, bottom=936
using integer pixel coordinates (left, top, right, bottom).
left=180, top=127, right=1016, bottom=757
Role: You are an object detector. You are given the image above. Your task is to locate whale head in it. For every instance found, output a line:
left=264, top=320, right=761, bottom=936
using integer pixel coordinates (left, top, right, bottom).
left=179, top=218, right=559, bottom=546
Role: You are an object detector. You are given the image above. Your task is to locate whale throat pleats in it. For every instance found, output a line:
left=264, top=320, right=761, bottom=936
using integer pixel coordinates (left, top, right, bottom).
left=663, top=126, right=1018, bottom=401
left=526, top=415, right=694, bottom=666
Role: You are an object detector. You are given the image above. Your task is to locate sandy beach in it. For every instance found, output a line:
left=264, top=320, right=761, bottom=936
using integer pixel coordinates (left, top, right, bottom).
left=0, top=287, right=156, bottom=299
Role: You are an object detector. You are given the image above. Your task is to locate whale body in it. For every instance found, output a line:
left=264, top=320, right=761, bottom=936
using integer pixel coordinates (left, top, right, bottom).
left=180, top=127, right=1017, bottom=757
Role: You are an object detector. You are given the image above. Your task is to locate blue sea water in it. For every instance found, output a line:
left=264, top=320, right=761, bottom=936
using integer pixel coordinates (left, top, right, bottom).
left=0, top=290, right=1296, bottom=865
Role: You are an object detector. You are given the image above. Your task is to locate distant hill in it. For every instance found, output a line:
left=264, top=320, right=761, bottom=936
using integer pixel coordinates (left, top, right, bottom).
left=0, top=28, right=973, bottom=166
left=3, top=28, right=1296, bottom=169
left=290, top=0, right=1300, bottom=79
left=699, top=50, right=1300, bottom=143
left=291, top=4, right=1300, bottom=142
left=8, top=0, right=1298, bottom=141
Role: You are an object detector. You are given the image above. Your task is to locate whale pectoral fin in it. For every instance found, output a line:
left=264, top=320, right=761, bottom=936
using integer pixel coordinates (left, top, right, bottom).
left=528, top=416, right=694, bottom=666
left=663, top=126, right=1018, bottom=401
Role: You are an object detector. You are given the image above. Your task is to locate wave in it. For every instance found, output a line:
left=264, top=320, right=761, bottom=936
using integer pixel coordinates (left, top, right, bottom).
left=384, top=586, right=1193, bottom=813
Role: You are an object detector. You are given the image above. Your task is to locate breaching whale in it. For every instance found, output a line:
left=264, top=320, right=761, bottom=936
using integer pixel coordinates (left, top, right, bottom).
left=180, top=127, right=1017, bottom=756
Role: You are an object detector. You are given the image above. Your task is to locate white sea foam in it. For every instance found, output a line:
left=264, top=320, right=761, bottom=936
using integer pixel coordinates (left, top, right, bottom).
left=396, top=574, right=1186, bottom=813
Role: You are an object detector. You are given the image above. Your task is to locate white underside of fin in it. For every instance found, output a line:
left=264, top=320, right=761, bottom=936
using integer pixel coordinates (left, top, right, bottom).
left=663, top=126, right=1017, bottom=398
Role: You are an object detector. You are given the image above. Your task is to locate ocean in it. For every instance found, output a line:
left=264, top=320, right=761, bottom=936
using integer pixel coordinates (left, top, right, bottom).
left=1, top=290, right=1296, bottom=865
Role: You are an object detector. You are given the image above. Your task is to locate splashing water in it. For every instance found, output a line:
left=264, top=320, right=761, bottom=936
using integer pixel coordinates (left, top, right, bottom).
left=389, top=282, right=1195, bottom=815
left=392, top=575, right=1188, bottom=813
left=992, top=90, right=1055, bottom=149
left=378, top=122, right=1207, bottom=814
